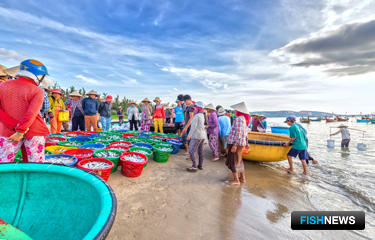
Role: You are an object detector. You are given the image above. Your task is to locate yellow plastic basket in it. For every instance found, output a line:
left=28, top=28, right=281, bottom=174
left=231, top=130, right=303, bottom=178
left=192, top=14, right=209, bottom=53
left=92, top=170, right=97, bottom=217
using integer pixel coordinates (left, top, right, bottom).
left=45, top=145, right=77, bottom=154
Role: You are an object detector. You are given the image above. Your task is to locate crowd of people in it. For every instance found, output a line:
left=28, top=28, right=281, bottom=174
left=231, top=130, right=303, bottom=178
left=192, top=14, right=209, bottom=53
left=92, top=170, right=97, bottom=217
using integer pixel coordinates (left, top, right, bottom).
left=0, top=59, right=322, bottom=181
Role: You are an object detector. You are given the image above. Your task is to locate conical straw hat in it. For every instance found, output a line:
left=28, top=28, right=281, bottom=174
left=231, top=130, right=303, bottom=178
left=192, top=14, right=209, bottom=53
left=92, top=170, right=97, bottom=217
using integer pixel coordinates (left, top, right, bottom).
left=230, top=102, right=249, bottom=114
left=204, top=103, right=216, bottom=111
left=142, top=98, right=151, bottom=103
left=87, top=90, right=99, bottom=96
left=69, top=91, right=82, bottom=97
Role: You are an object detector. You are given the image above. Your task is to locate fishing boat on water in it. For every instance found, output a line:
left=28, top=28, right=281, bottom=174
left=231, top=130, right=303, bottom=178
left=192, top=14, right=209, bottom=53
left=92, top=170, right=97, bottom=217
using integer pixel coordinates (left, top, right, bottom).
left=242, top=132, right=291, bottom=162
left=335, top=116, right=349, bottom=122
left=300, top=117, right=311, bottom=123
left=326, top=118, right=336, bottom=123
left=310, top=117, right=322, bottom=122
left=357, top=119, right=371, bottom=123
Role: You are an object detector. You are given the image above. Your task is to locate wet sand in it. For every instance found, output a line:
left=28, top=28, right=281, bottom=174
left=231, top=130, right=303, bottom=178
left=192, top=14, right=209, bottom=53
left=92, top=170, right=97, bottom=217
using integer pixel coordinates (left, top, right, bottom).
left=107, top=144, right=363, bottom=240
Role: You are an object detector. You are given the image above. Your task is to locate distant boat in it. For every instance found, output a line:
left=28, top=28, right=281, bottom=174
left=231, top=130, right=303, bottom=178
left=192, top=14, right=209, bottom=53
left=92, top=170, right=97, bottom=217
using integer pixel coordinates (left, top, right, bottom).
left=336, top=116, right=349, bottom=122
left=300, top=117, right=311, bottom=123
left=310, top=117, right=322, bottom=122
left=357, top=119, right=370, bottom=123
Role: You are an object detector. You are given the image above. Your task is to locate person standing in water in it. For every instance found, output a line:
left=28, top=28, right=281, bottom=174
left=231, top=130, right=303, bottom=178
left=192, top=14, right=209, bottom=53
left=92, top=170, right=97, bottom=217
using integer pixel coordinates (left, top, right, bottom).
left=284, top=116, right=309, bottom=175
left=225, top=102, right=250, bottom=185
left=330, top=125, right=351, bottom=148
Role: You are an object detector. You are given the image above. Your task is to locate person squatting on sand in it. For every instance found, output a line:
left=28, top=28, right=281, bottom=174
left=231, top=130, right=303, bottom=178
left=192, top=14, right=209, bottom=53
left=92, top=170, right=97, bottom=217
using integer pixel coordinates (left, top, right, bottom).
left=205, top=103, right=220, bottom=161
left=186, top=101, right=207, bottom=172
left=225, top=102, right=250, bottom=185
left=0, top=59, right=50, bottom=162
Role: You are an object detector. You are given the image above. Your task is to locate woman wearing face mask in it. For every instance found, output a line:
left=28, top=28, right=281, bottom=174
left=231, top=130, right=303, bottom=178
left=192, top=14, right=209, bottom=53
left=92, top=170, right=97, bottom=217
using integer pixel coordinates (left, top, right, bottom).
left=0, top=59, right=50, bottom=163
left=127, top=101, right=139, bottom=131
left=186, top=101, right=207, bottom=172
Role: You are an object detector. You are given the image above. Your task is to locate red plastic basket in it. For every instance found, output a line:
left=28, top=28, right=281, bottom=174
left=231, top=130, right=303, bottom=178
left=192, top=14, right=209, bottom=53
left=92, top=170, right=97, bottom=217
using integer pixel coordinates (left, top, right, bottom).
left=152, top=136, right=167, bottom=141
left=122, top=133, right=138, bottom=139
left=109, top=141, right=132, bottom=148
left=77, top=158, right=114, bottom=181
left=120, top=152, right=148, bottom=177
left=105, top=146, right=129, bottom=153
left=62, top=148, right=94, bottom=161
left=166, top=137, right=182, bottom=142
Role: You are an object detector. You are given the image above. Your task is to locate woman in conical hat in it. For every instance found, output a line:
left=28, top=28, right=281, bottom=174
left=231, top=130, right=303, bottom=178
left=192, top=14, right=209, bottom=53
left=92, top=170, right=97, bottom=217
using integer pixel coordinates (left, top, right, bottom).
left=152, top=97, right=165, bottom=133
left=204, top=103, right=220, bottom=161
left=65, top=91, right=85, bottom=131
left=225, top=101, right=250, bottom=185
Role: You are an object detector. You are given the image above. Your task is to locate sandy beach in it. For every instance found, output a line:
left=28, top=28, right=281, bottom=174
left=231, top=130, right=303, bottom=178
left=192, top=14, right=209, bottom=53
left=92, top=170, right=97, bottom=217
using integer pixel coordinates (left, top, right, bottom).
left=106, top=142, right=362, bottom=240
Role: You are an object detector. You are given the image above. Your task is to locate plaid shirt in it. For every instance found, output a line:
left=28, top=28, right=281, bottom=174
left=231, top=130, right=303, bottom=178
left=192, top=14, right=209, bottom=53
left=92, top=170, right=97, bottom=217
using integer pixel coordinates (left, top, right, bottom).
left=228, top=116, right=248, bottom=146
left=39, top=87, right=50, bottom=116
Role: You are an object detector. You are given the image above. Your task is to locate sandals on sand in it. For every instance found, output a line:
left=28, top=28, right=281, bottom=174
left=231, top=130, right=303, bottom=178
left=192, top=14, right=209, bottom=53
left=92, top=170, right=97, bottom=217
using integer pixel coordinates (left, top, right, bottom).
left=186, top=167, right=198, bottom=172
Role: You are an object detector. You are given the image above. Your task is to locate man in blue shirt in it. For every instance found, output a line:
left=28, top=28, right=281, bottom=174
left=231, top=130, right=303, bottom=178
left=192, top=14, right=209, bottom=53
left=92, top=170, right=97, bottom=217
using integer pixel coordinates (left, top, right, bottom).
left=217, top=107, right=231, bottom=156
left=82, top=90, right=99, bottom=131
left=174, top=95, right=185, bottom=136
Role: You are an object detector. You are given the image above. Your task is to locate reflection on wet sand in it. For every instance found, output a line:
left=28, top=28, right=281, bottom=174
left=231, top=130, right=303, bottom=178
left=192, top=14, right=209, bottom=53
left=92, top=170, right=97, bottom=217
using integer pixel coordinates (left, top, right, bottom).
left=219, top=186, right=242, bottom=240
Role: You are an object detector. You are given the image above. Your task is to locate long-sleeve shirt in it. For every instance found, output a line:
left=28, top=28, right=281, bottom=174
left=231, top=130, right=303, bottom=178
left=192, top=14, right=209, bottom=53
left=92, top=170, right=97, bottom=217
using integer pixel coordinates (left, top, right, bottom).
left=98, top=102, right=112, bottom=118
left=188, top=113, right=206, bottom=140
left=82, top=97, right=99, bottom=116
left=332, top=128, right=350, bottom=140
left=0, top=77, right=49, bottom=137
left=141, top=104, right=153, bottom=120
left=48, top=97, right=65, bottom=113
left=65, top=99, right=84, bottom=118
left=228, top=115, right=248, bottom=146
left=153, top=104, right=165, bottom=119
left=218, top=115, right=231, bottom=137
left=127, top=106, right=139, bottom=120
left=40, top=87, right=50, bottom=116
left=207, top=112, right=219, bottom=135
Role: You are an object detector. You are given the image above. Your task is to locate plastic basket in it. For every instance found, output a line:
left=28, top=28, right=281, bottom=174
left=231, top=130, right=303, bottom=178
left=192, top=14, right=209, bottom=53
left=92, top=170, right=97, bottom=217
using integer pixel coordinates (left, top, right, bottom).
left=45, top=154, right=78, bottom=166
left=105, top=146, right=129, bottom=153
left=45, top=145, right=77, bottom=154
left=133, top=142, right=153, bottom=150
left=62, top=148, right=94, bottom=161
left=14, top=150, right=22, bottom=163
left=68, top=136, right=92, bottom=142
left=132, top=137, right=149, bottom=143
left=58, top=141, right=84, bottom=147
left=146, top=138, right=163, bottom=145
left=109, top=141, right=132, bottom=148
left=128, top=147, right=152, bottom=159
left=126, top=130, right=140, bottom=135
left=49, top=133, right=65, bottom=137
left=46, top=136, right=67, bottom=143
left=45, top=150, right=53, bottom=155
left=93, top=149, right=122, bottom=173
left=155, top=142, right=173, bottom=148
left=120, top=152, right=148, bottom=177
left=166, top=133, right=181, bottom=139
left=166, top=139, right=183, bottom=154
left=151, top=136, right=167, bottom=141
left=153, top=144, right=173, bottom=162
left=167, top=137, right=182, bottom=142
left=77, top=158, right=114, bottom=181
left=79, top=143, right=106, bottom=151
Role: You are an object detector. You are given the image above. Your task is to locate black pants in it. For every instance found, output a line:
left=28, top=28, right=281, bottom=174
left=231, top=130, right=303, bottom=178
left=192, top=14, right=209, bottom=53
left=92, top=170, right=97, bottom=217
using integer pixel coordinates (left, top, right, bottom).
left=129, top=120, right=138, bottom=131
left=72, top=116, right=85, bottom=131
left=166, top=118, right=171, bottom=123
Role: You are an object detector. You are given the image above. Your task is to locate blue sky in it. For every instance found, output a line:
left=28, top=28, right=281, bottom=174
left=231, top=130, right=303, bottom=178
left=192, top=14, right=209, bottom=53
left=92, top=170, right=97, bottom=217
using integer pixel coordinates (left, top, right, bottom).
left=0, top=0, right=374, bottom=113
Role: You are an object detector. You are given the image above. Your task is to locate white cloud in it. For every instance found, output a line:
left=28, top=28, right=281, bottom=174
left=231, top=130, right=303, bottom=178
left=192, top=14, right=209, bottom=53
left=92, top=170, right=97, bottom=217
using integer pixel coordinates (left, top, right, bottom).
left=76, top=74, right=103, bottom=86
left=0, top=48, right=24, bottom=65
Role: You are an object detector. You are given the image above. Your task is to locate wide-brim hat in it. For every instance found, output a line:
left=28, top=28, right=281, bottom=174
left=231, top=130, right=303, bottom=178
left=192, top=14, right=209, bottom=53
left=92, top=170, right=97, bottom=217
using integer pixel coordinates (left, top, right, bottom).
left=194, top=101, right=204, bottom=108
left=87, top=90, right=99, bottom=96
left=69, top=91, right=82, bottom=97
left=130, top=100, right=137, bottom=104
left=142, top=98, right=151, bottom=103
left=153, top=97, right=161, bottom=102
left=217, top=107, right=226, bottom=116
left=52, top=88, right=63, bottom=96
left=338, top=124, right=348, bottom=128
left=230, top=102, right=249, bottom=114
left=204, top=103, right=216, bottom=111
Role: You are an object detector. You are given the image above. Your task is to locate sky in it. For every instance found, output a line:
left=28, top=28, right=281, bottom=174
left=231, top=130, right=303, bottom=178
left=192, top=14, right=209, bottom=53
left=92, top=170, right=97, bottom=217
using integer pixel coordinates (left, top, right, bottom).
left=0, top=0, right=374, bottom=114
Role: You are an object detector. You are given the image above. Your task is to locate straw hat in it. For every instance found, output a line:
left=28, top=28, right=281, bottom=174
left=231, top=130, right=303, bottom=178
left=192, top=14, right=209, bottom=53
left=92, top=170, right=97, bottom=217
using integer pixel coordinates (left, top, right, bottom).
left=142, top=98, right=151, bottom=103
left=4, top=66, right=19, bottom=77
left=130, top=100, right=137, bottom=104
left=153, top=97, right=161, bottom=103
left=69, top=91, right=82, bottom=97
left=87, top=90, right=99, bottom=96
left=217, top=107, right=226, bottom=116
left=230, top=102, right=249, bottom=114
left=204, top=103, right=216, bottom=111
left=338, top=124, right=348, bottom=128
left=194, top=101, right=204, bottom=108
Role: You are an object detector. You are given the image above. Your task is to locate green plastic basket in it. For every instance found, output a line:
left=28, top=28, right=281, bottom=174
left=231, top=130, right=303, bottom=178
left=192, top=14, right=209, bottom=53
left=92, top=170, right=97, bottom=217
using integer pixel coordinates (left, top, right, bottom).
left=45, top=150, right=53, bottom=155
left=146, top=138, right=162, bottom=145
left=156, top=142, right=173, bottom=148
left=126, top=130, right=140, bottom=135
left=166, top=133, right=180, bottom=139
left=153, top=144, right=173, bottom=163
left=58, top=141, right=84, bottom=147
left=93, top=149, right=122, bottom=173
left=128, top=147, right=152, bottom=159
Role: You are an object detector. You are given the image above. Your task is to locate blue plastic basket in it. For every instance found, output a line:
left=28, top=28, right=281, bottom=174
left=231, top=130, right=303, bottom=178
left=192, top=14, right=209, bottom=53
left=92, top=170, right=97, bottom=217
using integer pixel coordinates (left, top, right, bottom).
left=45, top=154, right=78, bottom=166
left=139, top=134, right=149, bottom=138
left=79, top=143, right=106, bottom=151
left=69, top=136, right=92, bottom=142
left=166, top=139, right=183, bottom=154
left=133, top=142, right=153, bottom=150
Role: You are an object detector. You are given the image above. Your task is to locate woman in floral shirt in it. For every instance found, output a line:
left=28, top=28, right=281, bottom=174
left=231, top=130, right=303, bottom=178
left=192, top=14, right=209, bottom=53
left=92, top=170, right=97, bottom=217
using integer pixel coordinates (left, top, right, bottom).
left=225, top=102, right=250, bottom=185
